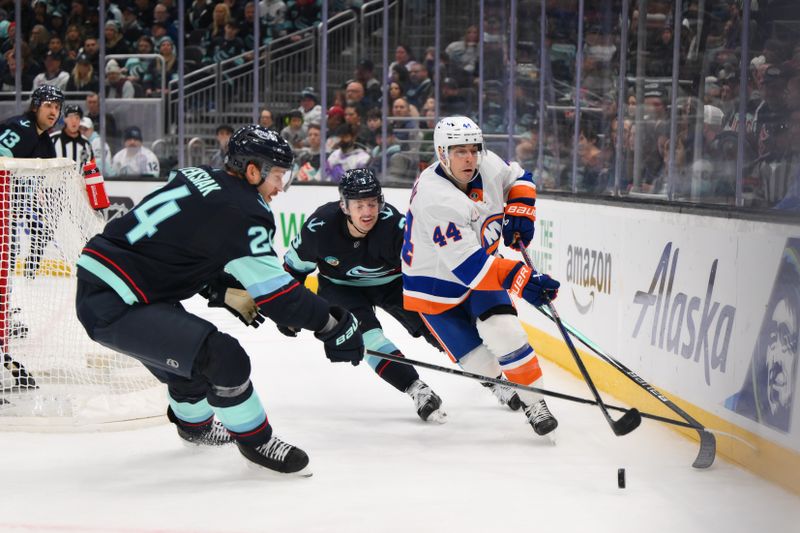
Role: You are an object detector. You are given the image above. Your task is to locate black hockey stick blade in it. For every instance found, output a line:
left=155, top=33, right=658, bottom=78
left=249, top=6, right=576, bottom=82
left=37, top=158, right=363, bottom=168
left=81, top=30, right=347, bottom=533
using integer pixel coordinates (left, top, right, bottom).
left=612, top=407, right=642, bottom=436
left=692, top=430, right=716, bottom=469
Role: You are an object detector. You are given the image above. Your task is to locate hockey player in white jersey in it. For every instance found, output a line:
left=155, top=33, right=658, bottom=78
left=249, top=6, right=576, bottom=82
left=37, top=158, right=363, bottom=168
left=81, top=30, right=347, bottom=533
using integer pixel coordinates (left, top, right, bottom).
left=402, top=116, right=561, bottom=436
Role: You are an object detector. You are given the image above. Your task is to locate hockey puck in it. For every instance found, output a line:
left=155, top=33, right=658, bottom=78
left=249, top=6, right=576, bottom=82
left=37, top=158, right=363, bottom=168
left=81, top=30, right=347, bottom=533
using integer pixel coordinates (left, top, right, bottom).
left=617, top=468, right=626, bottom=489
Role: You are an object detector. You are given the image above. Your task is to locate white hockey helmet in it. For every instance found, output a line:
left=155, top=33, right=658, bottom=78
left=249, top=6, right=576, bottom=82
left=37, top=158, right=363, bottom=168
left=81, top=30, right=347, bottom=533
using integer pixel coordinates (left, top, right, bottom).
left=434, top=116, right=484, bottom=181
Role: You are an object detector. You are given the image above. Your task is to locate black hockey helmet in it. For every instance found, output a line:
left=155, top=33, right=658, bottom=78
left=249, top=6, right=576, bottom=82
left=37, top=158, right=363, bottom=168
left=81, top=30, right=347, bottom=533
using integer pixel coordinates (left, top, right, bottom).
left=339, top=168, right=384, bottom=208
left=63, top=104, right=83, bottom=118
left=225, top=124, right=295, bottom=188
left=30, top=84, right=65, bottom=112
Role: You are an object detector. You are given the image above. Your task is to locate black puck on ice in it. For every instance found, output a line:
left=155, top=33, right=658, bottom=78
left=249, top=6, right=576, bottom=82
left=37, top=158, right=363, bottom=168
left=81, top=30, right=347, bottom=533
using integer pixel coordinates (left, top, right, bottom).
left=618, top=468, right=626, bottom=489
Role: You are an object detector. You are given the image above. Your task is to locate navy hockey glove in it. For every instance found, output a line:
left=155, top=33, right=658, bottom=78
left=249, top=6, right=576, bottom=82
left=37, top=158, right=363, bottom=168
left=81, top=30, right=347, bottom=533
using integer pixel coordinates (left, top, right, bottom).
left=276, top=324, right=300, bottom=337
left=315, top=306, right=364, bottom=366
left=502, top=263, right=559, bottom=307
left=502, top=198, right=536, bottom=250
left=201, top=279, right=265, bottom=328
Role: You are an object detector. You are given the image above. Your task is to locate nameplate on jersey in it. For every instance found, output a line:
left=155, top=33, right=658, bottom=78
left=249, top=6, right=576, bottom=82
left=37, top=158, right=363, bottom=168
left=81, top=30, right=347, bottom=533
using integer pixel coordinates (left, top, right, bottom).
left=182, top=167, right=222, bottom=197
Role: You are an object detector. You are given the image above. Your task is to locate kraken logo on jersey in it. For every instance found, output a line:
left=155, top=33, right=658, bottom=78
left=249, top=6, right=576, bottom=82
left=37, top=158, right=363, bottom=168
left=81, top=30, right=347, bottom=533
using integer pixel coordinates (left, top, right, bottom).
left=481, top=214, right=504, bottom=254
left=307, top=218, right=325, bottom=232
left=346, top=265, right=396, bottom=278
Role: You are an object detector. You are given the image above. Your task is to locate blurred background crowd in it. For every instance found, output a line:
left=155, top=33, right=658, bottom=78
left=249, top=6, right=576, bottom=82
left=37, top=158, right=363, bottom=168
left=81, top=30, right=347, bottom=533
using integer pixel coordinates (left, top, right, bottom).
left=0, top=0, right=798, bottom=211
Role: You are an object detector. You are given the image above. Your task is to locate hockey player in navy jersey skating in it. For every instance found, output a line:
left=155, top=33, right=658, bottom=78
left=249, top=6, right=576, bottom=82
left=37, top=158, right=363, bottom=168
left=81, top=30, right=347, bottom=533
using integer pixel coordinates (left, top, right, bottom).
left=283, top=168, right=448, bottom=422
left=75, top=125, right=364, bottom=475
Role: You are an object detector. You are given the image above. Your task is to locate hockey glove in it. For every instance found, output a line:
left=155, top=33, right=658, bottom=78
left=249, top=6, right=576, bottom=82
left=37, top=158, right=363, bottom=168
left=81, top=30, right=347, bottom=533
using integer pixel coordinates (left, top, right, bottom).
left=276, top=324, right=300, bottom=337
left=502, top=199, right=536, bottom=250
left=202, top=280, right=265, bottom=328
left=315, top=306, right=364, bottom=366
left=502, top=263, right=560, bottom=307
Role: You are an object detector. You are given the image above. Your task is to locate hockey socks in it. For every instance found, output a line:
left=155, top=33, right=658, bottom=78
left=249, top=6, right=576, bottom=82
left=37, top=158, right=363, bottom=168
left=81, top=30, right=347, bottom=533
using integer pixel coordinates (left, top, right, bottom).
left=363, top=329, right=419, bottom=392
left=207, top=381, right=272, bottom=447
left=167, top=396, right=232, bottom=446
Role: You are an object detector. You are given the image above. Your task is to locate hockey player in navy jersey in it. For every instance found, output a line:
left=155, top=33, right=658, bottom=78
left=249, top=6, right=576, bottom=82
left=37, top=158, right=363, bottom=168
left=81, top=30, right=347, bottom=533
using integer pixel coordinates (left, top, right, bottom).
left=75, top=125, right=364, bottom=475
left=0, top=85, right=65, bottom=392
left=283, top=169, right=449, bottom=422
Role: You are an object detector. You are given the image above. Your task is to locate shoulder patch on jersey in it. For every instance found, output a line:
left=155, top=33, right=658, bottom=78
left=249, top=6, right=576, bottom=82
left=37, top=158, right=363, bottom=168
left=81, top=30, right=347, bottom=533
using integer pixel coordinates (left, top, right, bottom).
left=19, top=119, right=30, bottom=127
left=324, top=256, right=340, bottom=266
left=379, top=206, right=393, bottom=220
left=307, top=217, right=325, bottom=232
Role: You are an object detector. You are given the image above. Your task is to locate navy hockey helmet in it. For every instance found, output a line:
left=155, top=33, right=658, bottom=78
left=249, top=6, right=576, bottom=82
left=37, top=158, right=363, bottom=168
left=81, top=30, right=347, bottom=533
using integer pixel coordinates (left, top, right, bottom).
left=339, top=168, right=384, bottom=208
left=63, top=104, right=83, bottom=118
left=225, top=124, right=295, bottom=188
left=30, top=84, right=65, bottom=112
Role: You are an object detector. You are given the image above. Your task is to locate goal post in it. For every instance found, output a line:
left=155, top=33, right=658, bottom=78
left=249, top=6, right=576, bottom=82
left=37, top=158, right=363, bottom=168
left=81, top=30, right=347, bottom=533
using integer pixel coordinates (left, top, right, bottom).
left=0, top=157, right=164, bottom=430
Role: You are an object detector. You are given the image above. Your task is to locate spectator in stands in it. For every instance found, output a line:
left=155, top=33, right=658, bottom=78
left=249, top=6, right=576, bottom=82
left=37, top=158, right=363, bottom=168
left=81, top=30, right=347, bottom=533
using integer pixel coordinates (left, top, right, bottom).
left=85, top=92, right=119, bottom=146
left=133, top=0, right=155, bottom=30
left=33, top=51, right=69, bottom=91
left=326, top=123, right=371, bottom=183
left=63, top=24, right=84, bottom=61
left=345, top=80, right=368, bottom=113
left=203, top=2, right=231, bottom=50
left=753, top=65, right=789, bottom=159
left=209, top=124, right=234, bottom=168
left=153, top=1, right=179, bottom=45
left=389, top=44, right=413, bottom=78
left=259, top=107, right=276, bottom=131
left=326, top=105, right=345, bottom=150
left=262, top=0, right=290, bottom=43
left=280, top=110, right=307, bottom=150
left=66, top=53, right=99, bottom=92
left=145, top=37, right=178, bottom=96
left=80, top=36, right=100, bottom=71
left=220, top=0, right=243, bottom=20
left=365, top=108, right=382, bottom=140
left=48, top=36, right=69, bottom=70
left=28, top=24, right=50, bottom=65
left=188, top=0, right=213, bottom=34
left=204, top=19, right=245, bottom=66
left=369, top=123, right=418, bottom=185
left=344, top=104, right=374, bottom=148
left=0, top=45, right=37, bottom=91
left=571, top=117, right=608, bottom=193
left=287, top=0, right=322, bottom=35
left=390, top=97, right=419, bottom=148
left=405, top=61, right=433, bottom=110
left=120, top=5, right=144, bottom=45
left=111, top=126, right=160, bottom=177
left=79, top=117, right=113, bottom=176
left=50, top=9, right=67, bottom=40
left=104, top=20, right=130, bottom=56
left=355, top=59, right=381, bottom=104
left=105, top=60, right=134, bottom=98
left=385, top=81, right=405, bottom=108
left=389, top=63, right=411, bottom=91
left=439, top=77, right=469, bottom=116
left=298, top=87, right=322, bottom=125
left=295, top=123, right=322, bottom=182
left=0, top=20, right=16, bottom=56
left=238, top=1, right=259, bottom=49
left=445, top=25, right=479, bottom=77
left=125, top=36, right=155, bottom=83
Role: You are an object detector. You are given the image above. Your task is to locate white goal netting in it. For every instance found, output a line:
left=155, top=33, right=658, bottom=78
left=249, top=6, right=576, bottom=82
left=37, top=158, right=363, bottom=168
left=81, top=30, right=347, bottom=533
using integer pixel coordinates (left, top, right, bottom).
left=0, top=157, right=163, bottom=430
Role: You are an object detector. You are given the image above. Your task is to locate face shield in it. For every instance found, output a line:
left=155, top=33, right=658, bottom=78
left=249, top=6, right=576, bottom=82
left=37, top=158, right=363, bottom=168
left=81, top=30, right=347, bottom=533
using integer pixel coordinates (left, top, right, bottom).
left=260, top=163, right=296, bottom=191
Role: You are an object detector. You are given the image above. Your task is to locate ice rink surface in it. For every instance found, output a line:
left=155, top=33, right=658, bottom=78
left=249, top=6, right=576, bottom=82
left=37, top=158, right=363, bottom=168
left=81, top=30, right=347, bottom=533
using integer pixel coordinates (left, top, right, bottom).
left=2, top=299, right=799, bottom=533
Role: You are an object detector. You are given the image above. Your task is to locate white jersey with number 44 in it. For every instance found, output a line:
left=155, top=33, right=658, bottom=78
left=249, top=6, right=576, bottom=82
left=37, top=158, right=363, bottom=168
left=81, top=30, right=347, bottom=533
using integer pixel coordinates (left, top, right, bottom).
left=401, top=149, right=536, bottom=314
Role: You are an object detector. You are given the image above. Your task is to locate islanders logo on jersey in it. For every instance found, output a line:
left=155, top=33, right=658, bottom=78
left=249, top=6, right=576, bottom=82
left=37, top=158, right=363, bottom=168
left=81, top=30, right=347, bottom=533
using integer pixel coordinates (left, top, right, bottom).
left=481, top=214, right=504, bottom=255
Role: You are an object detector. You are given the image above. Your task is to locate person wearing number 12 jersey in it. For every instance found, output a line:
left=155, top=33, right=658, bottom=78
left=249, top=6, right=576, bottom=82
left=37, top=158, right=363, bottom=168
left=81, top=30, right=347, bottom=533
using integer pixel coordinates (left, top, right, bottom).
left=402, top=116, right=561, bottom=437
left=75, top=125, right=364, bottom=476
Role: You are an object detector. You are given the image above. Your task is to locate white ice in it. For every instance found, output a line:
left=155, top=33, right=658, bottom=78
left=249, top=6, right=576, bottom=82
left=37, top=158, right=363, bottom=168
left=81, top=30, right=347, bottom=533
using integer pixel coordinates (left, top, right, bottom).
left=1, top=298, right=798, bottom=533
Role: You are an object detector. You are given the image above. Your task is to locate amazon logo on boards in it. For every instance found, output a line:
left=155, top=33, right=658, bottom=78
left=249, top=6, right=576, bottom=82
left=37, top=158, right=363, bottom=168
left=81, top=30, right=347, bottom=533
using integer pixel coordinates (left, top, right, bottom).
left=566, top=243, right=613, bottom=315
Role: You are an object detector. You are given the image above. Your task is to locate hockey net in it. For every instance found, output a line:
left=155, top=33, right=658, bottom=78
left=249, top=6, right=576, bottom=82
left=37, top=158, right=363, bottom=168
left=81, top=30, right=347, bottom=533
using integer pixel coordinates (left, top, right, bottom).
left=0, top=157, right=163, bottom=430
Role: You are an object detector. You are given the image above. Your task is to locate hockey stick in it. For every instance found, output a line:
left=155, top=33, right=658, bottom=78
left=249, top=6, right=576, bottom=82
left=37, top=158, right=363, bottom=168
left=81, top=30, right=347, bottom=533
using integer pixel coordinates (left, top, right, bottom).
left=366, top=349, right=702, bottom=429
left=517, top=243, right=641, bottom=437
left=530, top=305, right=716, bottom=469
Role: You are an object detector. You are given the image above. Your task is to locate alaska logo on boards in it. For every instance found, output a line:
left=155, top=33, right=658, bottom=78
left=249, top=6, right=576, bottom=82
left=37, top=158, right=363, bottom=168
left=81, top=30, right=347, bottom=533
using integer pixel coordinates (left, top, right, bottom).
left=632, top=242, right=736, bottom=385
left=567, top=244, right=612, bottom=314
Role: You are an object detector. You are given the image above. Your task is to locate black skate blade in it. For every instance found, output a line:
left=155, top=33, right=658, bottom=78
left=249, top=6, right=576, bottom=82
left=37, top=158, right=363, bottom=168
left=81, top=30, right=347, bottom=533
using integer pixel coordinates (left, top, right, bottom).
left=245, top=461, right=313, bottom=478
left=612, top=408, right=642, bottom=436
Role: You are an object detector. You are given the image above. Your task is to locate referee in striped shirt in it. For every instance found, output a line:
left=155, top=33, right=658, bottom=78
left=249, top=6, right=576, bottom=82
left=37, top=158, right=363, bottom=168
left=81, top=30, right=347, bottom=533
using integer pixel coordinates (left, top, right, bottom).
left=51, top=104, right=95, bottom=166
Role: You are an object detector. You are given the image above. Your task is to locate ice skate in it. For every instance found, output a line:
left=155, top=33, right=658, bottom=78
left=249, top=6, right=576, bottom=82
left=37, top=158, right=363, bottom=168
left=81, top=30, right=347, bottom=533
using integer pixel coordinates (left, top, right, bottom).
left=2, top=353, right=37, bottom=391
left=167, top=407, right=233, bottom=447
left=524, top=399, right=558, bottom=436
left=237, top=435, right=311, bottom=476
left=482, top=381, right=522, bottom=411
left=406, top=379, right=447, bottom=423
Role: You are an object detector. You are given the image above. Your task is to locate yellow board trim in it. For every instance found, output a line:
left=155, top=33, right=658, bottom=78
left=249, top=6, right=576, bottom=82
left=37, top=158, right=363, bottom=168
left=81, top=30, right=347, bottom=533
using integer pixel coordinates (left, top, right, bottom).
left=521, top=321, right=800, bottom=496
